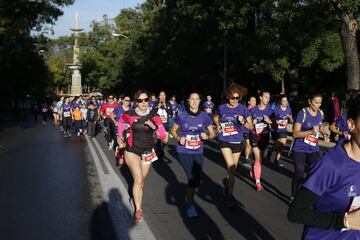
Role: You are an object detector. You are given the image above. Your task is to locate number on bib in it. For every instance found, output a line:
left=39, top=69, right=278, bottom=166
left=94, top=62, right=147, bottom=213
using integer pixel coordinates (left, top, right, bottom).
left=141, top=149, right=158, bottom=164
left=64, top=111, right=71, bottom=117
left=304, top=134, right=319, bottom=146
left=220, top=122, right=239, bottom=136
left=185, top=134, right=202, bottom=149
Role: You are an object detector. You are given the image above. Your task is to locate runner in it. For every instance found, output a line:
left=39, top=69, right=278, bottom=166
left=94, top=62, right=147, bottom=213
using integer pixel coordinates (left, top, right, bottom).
left=203, top=95, right=215, bottom=116
left=149, top=93, right=157, bottom=110
left=288, top=94, right=360, bottom=239
left=51, top=100, right=60, bottom=126
left=87, top=102, right=98, bottom=138
left=62, top=97, right=73, bottom=138
left=329, top=114, right=350, bottom=145
left=290, top=93, right=330, bottom=200
left=41, top=101, right=49, bottom=125
left=101, top=95, right=118, bottom=150
left=80, top=104, right=88, bottom=134
left=213, top=83, right=253, bottom=207
left=72, top=106, right=83, bottom=136
left=241, top=95, right=257, bottom=166
left=112, top=95, right=132, bottom=166
left=153, top=91, right=173, bottom=158
left=249, top=90, right=274, bottom=191
left=117, top=89, right=168, bottom=223
left=271, top=94, right=293, bottom=167
left=170, top=92, right=215, bottom=217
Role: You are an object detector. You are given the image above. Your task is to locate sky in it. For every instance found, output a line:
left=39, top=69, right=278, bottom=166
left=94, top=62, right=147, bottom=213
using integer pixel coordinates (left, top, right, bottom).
left=47, top=0, right=144, bottom=38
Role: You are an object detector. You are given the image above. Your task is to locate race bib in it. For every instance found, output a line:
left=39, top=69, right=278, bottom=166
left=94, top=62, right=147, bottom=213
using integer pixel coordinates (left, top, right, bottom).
left=304, top=133, right=319, bottom=146
left=221, top=122, right=239, bottom=136
left=141, top=149, right=158, bottom=164
left=106, top=108, right=114, bottom=115
left=42, top=108, right=48, bottom=113
left=205, top=108, right=212, bottom=113
left=255, top=123, right=267, bottom=134
left=158, top=109, right=168, bottom=123
left=278, top=120, right=287, bottom=129
left=63, top=111, right=71, bottom=117
left=185, top=134, right=202, bottom=149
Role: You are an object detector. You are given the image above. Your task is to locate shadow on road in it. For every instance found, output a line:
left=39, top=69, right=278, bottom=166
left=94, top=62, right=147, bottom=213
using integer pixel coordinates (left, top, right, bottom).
left=158, top=144, right=276, bottom=240
left=203, top=144, right=291, bottom=205
left=152, top=145, right=226, bottom=240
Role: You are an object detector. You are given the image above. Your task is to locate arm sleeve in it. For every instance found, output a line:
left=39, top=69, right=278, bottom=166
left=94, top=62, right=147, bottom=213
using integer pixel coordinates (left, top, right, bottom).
left=117, top=114, right=128, bottom=135
left=153, top=115, right=167, bottom=140
left=287, top=187, right=345, bottom=229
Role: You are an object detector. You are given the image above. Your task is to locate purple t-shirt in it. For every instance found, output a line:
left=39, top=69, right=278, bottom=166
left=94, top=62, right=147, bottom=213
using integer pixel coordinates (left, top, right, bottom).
left=62, top=103, right=72, bottom=118
left=250, top=105, right=274, bottom=135
left=113, top=105, right=127, bottom=120
left=217, top=103, right=250, bottom=143
left=273, top=105, right=292, bottom=133
left=336, top=115, right=349, bottom=144
left=203, top=101, right=215, bottom=115
left=175, top=111, right=212, bottom=154
left=293, top=108, right=324, bottom=153
left=303, top=144, right=360, bottom=239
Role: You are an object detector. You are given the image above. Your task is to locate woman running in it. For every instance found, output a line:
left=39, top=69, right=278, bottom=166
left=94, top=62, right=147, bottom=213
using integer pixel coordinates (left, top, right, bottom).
left=213, top=83, right=253, bottom=207
left=241, top=95, right=257, bottom=166
left=170, top=92, right=215, bottom=217
left=249, top=90, right=274, bottom=191
left=329, top=114, right=350, bottom=144
left=288, top=93, right=360, bottom=239
left=62, top=97, right=73, bottom=138
left=271, top=94, right=293, bottom=167
left=117, top=90, right=168, bottom=222
left=291, top=93, right=330, bottom=200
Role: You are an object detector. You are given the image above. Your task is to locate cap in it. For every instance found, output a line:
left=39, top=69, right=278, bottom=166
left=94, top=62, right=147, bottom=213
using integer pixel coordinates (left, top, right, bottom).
left=207, top=95, right=212, bottom=99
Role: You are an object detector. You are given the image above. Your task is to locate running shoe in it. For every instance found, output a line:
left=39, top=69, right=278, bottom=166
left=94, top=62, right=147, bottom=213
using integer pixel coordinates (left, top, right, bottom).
left=77, top=132, right=80, bottom=137
left=186, top=205, right=198, bottom=218
left=227, top=196, right=236, bottom=208
left=256, top=183, right=263, bottom=192
left=134, top=209, right=142, bottom=223
left=274, top=160, right=284, bottom=167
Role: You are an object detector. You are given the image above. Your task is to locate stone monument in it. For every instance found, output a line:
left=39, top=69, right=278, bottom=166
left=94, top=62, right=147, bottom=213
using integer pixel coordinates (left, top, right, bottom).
left=68, top=11, right=84, bottom=96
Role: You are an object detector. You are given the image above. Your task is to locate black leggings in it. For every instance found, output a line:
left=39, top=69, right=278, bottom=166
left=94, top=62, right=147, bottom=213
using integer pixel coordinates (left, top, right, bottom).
left=63, top=117, right=72, bottom=133
left=104, top=118, right=116, bottom=143
left=291, top=151, right=320, bottom=197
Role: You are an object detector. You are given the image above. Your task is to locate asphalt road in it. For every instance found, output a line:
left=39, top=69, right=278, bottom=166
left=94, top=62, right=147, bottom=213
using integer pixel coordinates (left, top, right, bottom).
left=0, top=118, right=116, bottom=240
left=1, top=117, right=334, bottom=240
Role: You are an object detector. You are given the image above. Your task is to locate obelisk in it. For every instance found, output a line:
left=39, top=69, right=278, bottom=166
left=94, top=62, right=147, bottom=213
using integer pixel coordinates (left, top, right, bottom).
left=69, top=11, right=84, bottom=96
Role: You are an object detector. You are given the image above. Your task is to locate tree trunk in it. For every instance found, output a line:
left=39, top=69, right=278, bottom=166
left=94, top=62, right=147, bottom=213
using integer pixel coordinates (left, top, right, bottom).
left=339, top=12, right=360, bottom=90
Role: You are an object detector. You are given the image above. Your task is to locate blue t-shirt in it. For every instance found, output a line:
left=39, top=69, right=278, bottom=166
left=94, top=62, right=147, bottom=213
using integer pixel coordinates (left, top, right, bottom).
left=273, top=105, right=292, bottom=133
left=175, top=111, right=212, bottom=154
left=62, top=103, right=72, bottom=118
left=113, top=105, right=127, bottom=120
left=250, top=105, right=274, bottom=135
left=303, top=144, right=360, bottom=240
left=293, top=108, right=324, bottom=153
left=203, top=101, right=215, bottom=115
left=217, top=103, right=250, bottom=143
left=336, top=115, right=349, bottom=144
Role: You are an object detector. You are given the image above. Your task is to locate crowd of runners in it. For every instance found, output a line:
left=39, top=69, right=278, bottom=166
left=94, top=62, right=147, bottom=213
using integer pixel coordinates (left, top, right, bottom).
left=32, top=85, right=360, bottom=239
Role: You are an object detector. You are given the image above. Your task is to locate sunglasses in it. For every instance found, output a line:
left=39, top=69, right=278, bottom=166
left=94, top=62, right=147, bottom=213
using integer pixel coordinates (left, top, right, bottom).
left=124, top=99, right=130, bottom=102
left=230, top=96, right=240, bottom=100
left=136, top=98, right=149, bottom=103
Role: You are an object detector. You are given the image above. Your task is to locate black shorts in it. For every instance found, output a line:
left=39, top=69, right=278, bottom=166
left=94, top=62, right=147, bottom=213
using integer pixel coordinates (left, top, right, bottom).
left=243, top=133, right=249, bottom=140
left=271, top=132, right=288, bottom=141
left=249, top=132, right=270, bottom=150
left=218, top=140, right=245, bottom=153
